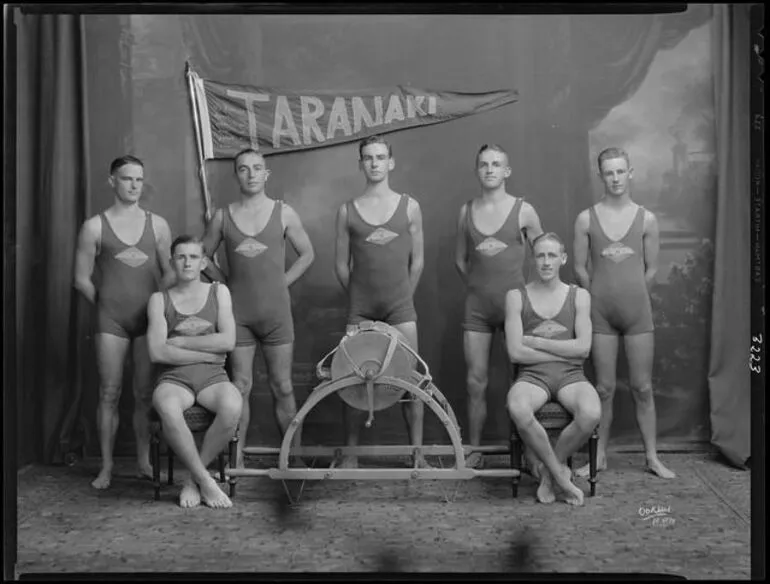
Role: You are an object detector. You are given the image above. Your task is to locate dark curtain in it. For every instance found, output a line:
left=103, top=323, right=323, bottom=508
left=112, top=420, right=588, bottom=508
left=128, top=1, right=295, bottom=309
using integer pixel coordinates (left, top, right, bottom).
left=15, top=10, right=92, bottom=466
left=707, top=4, right=751, bottom=469
left=571, top=7, right=714, bottom=131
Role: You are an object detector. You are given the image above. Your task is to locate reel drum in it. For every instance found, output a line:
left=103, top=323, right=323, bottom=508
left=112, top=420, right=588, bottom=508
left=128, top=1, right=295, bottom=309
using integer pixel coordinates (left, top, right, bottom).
left=330, top=322, right=417, bottom=412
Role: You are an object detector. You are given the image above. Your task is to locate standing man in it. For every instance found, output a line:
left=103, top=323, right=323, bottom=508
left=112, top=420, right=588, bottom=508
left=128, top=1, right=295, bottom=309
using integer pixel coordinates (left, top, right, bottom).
left=74, top=155, right=174, bottom=489
left=148, top=235, right=242, bottom=509
left=506, top=232, right=600, bottom=506
left=334, top=135, right=429, bottom=469
left=573, top=147, right=675, bottom=479
left=455, top=144, right=543, bottom=468
left=202, top=148, right=315, bottom=468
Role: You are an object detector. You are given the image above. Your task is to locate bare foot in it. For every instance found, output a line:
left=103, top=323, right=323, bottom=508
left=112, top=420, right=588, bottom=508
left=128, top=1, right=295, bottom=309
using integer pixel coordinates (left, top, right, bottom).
left=536, top=471, right=556, bottom=504
left=91, top=467, right=112, bottom=490
left=339, top=455, right=358, bottom=469
left=646, top=457, right=676, bottom=479
left=179, top=479, right=201, bottom=508
left=198, top=477, right=232, bottom=509
left=235, top=454, right=246, bottom=469
left=531, top=461, right=543, bottom=481
left=136, top=463, right=154, bottom=481
left=413, top=455, right=435, bottom=469
left=574, top=457, right=607, bottom=479
left=553, top=465, right=584, bottom=506
left=465, top=451, right=484, bottom=469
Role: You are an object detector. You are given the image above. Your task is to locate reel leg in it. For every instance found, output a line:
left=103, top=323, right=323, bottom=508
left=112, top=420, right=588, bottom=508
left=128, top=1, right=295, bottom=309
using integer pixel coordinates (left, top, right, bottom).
left=434, top=455, right=462, bottom=504
left=280, top=456, right=317, bottom=505
left=280, top=480, right=296, bottom=506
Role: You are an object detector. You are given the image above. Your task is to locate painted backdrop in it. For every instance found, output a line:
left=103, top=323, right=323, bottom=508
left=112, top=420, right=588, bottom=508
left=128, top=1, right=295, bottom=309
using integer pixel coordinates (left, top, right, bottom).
left=76, top=10, right=714, bottom=454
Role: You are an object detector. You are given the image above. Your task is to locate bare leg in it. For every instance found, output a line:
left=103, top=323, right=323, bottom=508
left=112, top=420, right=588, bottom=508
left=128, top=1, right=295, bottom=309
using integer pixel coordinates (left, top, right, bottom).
left=341, top=405, right=366, bottom=469
left=92, top=333, right=130, bottom=489
left=341, top=325, right=364, bottom=469
left=195, top=382, right=243, bottom=508
left=262, top=342, right=304, bottom=466
left=463, top=331, right=494, bottom=469
left=151, top=383, right=198, bottom=507
left=393, top=321, right=432, bottom=469
left=230, top=344, right=258, bottom=468
left=403, top=400, right=430, bottom=468
left=553, top=381, right=602, bottom=490
left=508, top=382, right=584, bottom=506
left=575, top=334, right=617, bottom=478
left=132, top=336, right=154, bottom=479
left=524, top=446, right=543, bottom=479
left=625, top=333, right=676, bottom=479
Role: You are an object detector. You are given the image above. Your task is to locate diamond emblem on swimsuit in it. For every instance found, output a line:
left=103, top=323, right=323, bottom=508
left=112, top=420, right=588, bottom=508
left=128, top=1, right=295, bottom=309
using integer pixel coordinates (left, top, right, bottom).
left=366, top=228, right=399, bottom=245
left=532, top=320, right=568, bottom=338
left=600, top=242, right=635, bottom=263
left=235, top=238, right=268, bottom=258
left=476, top=237, right=508, bottom=257
left=174, top=316, right=213, bottom=336
left=115, top=247, right=148, bottom=268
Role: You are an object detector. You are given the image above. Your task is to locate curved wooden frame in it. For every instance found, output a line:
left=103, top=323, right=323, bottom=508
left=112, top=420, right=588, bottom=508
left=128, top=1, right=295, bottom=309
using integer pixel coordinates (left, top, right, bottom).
left=228, top=328, right=520, bottom=488
left=275, top=374, right=466, bottom=471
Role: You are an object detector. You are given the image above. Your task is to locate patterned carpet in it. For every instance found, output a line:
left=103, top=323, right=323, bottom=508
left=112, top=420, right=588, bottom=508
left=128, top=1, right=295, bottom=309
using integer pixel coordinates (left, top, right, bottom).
left=15, top=450, right=751, bottom=578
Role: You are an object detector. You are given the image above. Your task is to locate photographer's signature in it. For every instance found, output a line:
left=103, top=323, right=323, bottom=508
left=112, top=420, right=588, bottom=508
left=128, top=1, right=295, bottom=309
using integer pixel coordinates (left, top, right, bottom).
left=638, top=504, right=676, bottom=527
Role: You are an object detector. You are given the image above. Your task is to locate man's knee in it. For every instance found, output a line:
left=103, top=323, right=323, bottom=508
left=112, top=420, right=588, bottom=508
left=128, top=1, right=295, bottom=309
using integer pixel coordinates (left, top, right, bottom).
left=466, top=366, right=488, bottom=399
left=215, top=391, right=243, bottom=428
left=152, top=393, right=184, bottom=420
left=630, top=382, right=654, bottom=402
left=269, top=375, right=294, bottom=401
left=99, top=384, right=122, bottom=407
left=232, top=370, right=254, bottom=396
left=507, top=394, right=535, bottom=427
left=594, top=381, right=616, bottom=401
left=575, top=400, right=602, bottom=432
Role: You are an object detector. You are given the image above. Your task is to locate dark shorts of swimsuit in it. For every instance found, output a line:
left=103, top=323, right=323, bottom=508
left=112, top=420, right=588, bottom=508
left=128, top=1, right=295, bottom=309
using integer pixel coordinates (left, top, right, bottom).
left=514, top=362, right=588, bottom=400
left=156, top=363, right=231, bottom=396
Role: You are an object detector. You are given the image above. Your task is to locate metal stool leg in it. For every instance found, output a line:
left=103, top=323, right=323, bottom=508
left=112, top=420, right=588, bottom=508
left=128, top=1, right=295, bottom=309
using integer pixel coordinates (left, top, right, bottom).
left=218, top=453, right=226, bottom=482
left=151, top=428, right=161, bottom=501
left=510, top=435, right=522, bottom=498
left=589, top=427, right=598, bottom=496
left=167, top=447, right=174, bottom=485
left=228, top=431, right=238, bottom=498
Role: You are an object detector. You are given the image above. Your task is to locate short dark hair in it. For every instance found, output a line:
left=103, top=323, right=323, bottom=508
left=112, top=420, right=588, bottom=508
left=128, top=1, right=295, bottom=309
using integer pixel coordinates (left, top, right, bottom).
left=171, top=234, right=205, bottom=256
left=597, top=147, right=630, bottom=172
left=476, top=143, right=509, bottom=166
left=532, top=232, right=566, bottom=253
left=233, top=148, right=264, bottom=173
left=359, top=135, right=392, bottom=159
left=110, top=155, right=144, bottom=175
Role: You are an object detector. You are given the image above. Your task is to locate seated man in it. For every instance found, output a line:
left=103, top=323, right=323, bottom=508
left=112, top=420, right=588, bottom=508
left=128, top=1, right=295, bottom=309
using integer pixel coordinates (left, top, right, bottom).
left=147, top=235, right=242, bottom=509
left=504, top=232, right=601, bottom=506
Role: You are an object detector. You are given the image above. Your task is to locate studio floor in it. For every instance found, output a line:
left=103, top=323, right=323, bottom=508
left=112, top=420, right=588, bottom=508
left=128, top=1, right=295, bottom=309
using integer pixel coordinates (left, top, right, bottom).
left=15, top=449, right=750, bottom=579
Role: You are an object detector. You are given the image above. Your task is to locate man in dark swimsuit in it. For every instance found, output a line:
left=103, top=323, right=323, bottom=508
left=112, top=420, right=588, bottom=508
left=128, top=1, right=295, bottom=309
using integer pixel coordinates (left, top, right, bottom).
left=202, top=149, right=315, bottom=467
left=148, top=235, right=242, bottom=509
left=334, top=135, right=429, bottom=469
left=74, top=155, right=174, bottom=489
left=573, top=147, right=675, bottom=479
left=506, top=232, right=601, bottom=506
left=455, top=144, right=543, bottom=468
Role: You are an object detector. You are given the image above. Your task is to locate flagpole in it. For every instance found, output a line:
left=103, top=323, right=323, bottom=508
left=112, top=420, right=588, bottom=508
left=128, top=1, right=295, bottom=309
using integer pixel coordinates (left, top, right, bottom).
left=185, top=62, right=214, bottom=223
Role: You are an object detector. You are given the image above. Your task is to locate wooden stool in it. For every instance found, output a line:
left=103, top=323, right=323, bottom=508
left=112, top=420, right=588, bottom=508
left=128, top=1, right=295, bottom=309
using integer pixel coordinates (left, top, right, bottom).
left=149, top=405, right=239, bottom=501
left=509, top=402, right=599, bottom=498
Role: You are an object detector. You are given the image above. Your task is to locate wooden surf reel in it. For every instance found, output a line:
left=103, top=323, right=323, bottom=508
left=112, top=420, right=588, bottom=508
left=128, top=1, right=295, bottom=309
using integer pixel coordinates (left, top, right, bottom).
left=229, top=320, right=519, bottom=498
